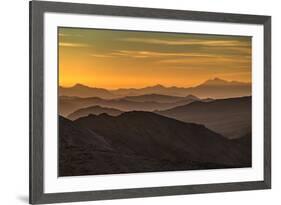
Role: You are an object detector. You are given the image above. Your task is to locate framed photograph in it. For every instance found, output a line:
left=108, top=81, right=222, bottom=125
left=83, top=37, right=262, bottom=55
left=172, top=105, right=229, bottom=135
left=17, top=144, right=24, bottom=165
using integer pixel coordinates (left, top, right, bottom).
left=29, top=1, right=271, bottom=204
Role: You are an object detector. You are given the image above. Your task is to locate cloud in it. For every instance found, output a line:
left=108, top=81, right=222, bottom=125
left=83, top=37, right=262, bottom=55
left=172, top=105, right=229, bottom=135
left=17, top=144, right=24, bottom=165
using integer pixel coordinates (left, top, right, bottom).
left=90, top=54, right=112, bottom=58
left=110, top=49, right=251, bottom=69
left=59, top=33, right=70, bottom=37
left=59, top=42, right=89, bottom=48
left=156, top=56, right=251, bottom=66
left=120, top=37, right=250, bottom=47
left=158, top=58, right=250, bottom=64
left=58, top=33, right=83, bottom=37
left=112, top=50, right=216, bottom=58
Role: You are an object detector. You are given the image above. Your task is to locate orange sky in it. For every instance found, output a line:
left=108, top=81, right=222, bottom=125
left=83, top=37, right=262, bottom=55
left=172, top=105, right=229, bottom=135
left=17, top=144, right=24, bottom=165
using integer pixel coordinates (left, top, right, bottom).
left=59, top=27, right=252, bottom=89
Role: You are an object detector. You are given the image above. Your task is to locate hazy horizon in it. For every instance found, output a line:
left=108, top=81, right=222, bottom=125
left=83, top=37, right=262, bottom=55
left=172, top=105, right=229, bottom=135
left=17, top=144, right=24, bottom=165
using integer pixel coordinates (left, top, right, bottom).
left=59, top=77, right=251, bottom=90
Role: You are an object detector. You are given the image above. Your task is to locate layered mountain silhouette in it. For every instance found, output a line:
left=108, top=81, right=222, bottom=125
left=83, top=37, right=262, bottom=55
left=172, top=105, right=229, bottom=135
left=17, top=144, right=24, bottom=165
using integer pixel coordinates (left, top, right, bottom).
left=122, top=94, right=199, bottom=103
left=158, top=96, right=251, bottom=139
left=112, top=84, right=189, bottom=97
left=59, top=77, right=252, bottom=176
left=67, top=105, right=123, bottom=120
left=59, top=112, right=251, bottom=176
left=59, top=84, right=116, bottom=99
left=113, top=78, right=251, bottom=99
left=59, top=78, right=251, bottom=99
left=59, top=94, right=199, bottom=116
left=185, top=78, right=251, bottom=99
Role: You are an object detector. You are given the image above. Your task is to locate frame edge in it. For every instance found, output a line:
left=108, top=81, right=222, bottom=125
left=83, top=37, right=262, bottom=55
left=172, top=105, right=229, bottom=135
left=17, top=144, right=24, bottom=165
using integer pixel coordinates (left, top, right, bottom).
left=263, top=16, right=272, bottom=189
left=30, top=1, right=45, bottom=204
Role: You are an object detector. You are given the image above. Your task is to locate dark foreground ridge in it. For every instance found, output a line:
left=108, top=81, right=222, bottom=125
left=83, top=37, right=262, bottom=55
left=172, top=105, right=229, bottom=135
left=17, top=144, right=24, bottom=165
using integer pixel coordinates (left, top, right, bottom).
left=59, top=111, right=251, bottom=176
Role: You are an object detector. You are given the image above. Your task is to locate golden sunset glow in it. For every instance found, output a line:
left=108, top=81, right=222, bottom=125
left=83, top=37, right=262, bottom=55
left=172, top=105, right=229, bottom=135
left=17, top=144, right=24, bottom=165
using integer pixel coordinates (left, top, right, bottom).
left=59, top=27, right=251, bottom=89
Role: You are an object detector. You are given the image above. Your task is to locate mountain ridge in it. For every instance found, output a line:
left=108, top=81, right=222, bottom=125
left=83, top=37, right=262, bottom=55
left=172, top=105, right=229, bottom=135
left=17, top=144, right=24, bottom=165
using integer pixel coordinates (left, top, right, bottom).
left=59, top=78, right=251, bottom=99
left=59, top=94, right=199, bottom=116
left=75, top=111, right=251, bottom=167
left=158, top=96, right=252, bottom=139
left=59, top=111, right=251, bottom=176
left=67, top=105, right=123, bottom=120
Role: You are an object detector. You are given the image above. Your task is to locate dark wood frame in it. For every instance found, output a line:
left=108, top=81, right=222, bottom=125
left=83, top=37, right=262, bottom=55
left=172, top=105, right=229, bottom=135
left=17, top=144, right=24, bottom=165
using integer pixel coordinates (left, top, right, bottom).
left=29, top=0, right=271, bottom=204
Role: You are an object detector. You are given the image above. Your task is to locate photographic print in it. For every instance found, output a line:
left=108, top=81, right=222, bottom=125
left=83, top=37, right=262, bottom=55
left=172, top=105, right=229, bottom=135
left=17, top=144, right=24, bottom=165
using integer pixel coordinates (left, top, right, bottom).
left=30, top=2, right=271, bottom=203
left=58, top=27, right=252, bottom=177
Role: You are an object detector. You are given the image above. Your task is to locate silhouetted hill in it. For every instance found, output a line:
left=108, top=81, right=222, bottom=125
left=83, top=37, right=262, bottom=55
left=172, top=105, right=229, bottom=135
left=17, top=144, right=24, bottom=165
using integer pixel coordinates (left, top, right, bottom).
left=121, top=94, right=199, bottom=103
left=203, top=77, right=240, bottom=86
left=112, top=85, right=190, bottom=98
left=59, top=78, right=251, bottom=99
left=60, top=116, right=187, bottom=176
left=59, top=95, right=197, bottom=116
left=59, top=116, right=113, bottom=150
left=112, top=78, right=250, bottom=98
left=59, top=84, right=116, bottom=99
left=67, top=105, right=123, bottom=120
left=184, top=78, right=251, bottom=99
left=59, top=112, right=251, bottom=176
left=158, top=96, right=251, bottom=139
left=75, top=111, right=250, bottom=167
left=202, top=98, right=214, bottom=102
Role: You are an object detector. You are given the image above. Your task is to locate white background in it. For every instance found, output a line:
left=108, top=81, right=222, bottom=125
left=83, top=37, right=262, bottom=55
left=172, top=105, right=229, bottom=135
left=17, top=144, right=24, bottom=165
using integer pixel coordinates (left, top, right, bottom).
left=0, top=0, right=279, bottom=204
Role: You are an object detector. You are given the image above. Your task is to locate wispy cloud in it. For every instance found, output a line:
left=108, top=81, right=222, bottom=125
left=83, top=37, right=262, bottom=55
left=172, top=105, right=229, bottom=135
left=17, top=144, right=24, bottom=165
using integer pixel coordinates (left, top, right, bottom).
left=120, top=37, right=250, bottom=47
left=90, top=54, right=112, bottom=58
left=112, top=50, right=216, bottom=58
left=156, top=56, right=251, bottom=66
left=157, top=56, right=251, bottom=64
left=110, top=49, right=251, bottom=69
left=59, top=33, right=70, bottom=37
left=59, top=42, right=89, bottom=48
left=59, top=33, right=83, bottom=37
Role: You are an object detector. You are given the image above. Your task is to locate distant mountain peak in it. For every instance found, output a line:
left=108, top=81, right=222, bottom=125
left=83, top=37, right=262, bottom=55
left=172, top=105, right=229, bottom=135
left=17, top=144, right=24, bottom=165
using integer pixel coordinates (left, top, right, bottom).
left=201, top=78, right=249, bottom=87
left=203, top=77, right=228, bottom=85
left=73, top=83, right=89, bottom=88
left=186, top=94, right=200, bottom=100
left=213, top=77, right=224, bottom=81
left=150, top=84, right=165, bottom=88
